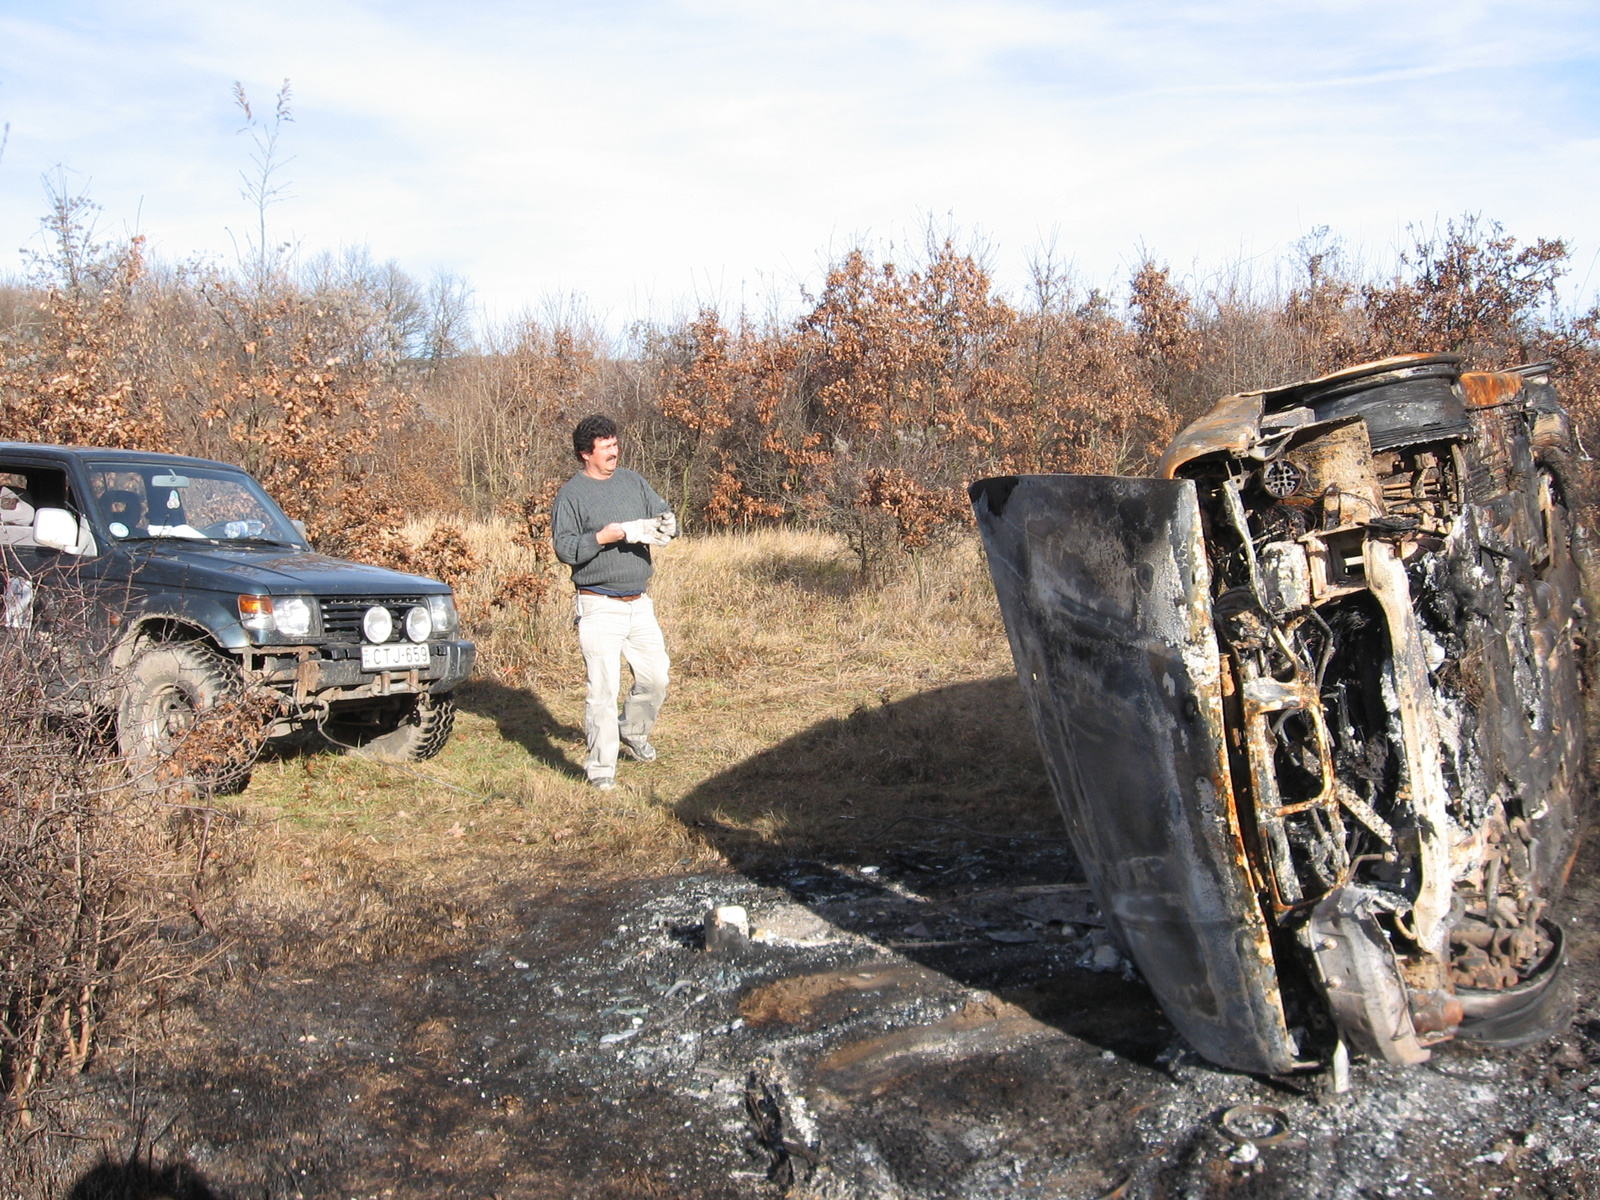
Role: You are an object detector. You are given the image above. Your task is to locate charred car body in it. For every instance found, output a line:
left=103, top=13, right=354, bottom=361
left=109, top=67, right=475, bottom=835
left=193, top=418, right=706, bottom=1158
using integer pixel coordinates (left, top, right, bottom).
left=0, top=444, right=475, bottom=786
left=972, top=355, right=1587, bottom=1073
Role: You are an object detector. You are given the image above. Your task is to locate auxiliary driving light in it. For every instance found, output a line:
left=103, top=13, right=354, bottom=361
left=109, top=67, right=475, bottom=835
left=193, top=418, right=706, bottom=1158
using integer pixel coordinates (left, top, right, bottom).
left=362, top=604, right=393, bottom=644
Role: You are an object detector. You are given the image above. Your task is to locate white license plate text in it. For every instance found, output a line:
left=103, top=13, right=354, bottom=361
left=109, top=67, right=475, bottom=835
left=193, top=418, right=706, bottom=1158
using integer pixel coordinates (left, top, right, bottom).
left=361, top=642, right=431, bottom=671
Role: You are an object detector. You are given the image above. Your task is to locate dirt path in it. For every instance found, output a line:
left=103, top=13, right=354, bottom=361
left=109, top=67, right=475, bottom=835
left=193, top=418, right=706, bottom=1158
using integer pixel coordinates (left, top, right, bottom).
left=43, top=826, right=1600, bottom=1200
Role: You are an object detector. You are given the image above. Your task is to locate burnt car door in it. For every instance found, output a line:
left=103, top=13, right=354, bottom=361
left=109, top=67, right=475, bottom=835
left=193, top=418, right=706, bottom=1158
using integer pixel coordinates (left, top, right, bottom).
left=970, top=473, right=1302, bottom=1074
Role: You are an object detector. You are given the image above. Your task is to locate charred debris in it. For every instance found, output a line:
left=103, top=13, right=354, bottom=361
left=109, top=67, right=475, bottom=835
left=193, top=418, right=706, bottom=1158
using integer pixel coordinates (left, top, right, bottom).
left=971, top=354, right=1590, bottom=1076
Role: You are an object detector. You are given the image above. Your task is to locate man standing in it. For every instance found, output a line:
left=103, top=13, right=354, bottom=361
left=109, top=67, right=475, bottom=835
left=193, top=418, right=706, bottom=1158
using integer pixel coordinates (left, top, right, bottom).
left=552, top=415, right=677, bottom=790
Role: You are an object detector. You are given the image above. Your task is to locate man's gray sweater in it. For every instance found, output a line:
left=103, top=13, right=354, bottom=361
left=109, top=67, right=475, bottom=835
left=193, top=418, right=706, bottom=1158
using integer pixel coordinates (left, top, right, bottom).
left=552, top=468, right=670, bottom=594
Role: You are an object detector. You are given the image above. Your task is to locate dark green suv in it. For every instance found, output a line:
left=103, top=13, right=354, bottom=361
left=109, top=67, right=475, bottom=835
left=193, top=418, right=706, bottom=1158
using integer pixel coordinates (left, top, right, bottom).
left=0, top=443, right=476, bottom=788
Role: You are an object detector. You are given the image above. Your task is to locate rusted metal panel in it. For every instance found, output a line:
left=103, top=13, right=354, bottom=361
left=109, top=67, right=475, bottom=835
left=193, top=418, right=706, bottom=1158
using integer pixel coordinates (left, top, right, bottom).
left=1156, top=392, right=1264, bottom=480
left=970, top=474, right=1299, bottom=1075
left=1362, top=539, right=1454, bottom=957
left=1309, top=888, right=1431, bottom=1064
left=1460, top=369, right=1526, bottom=410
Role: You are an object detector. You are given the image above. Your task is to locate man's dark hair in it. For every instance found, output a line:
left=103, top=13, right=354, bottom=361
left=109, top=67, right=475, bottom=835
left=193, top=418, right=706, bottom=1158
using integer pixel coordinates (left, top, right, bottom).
left=572, top=414, right=620, bottom=461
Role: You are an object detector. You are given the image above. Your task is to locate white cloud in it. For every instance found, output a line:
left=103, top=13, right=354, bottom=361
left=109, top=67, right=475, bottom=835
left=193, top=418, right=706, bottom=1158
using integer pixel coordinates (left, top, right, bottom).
left=1, top=0, right=1597, bottom=323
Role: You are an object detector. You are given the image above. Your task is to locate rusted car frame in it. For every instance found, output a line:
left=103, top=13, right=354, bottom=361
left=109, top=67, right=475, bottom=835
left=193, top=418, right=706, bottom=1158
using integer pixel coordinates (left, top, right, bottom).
left=972, top=355, right=1586, bottom=1073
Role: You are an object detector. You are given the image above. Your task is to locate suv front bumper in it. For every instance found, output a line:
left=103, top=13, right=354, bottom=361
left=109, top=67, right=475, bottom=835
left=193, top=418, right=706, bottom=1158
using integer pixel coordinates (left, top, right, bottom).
left=243, top=638, right=476, bottom=705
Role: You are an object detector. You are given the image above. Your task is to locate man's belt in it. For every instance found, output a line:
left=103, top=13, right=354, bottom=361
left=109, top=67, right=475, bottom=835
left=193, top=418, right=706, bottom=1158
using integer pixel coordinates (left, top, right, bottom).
left=579, top=589, right=644, bottom=601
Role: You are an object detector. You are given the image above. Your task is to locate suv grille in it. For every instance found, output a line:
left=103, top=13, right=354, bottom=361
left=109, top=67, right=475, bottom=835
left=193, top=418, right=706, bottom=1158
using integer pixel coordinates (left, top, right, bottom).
left=319, top=595, right=427, bottom=642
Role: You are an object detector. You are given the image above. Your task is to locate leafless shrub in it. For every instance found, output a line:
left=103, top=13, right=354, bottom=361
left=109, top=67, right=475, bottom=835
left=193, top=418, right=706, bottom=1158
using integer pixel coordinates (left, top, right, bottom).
left=0, top=649, right=112, bottom=1121
left=0, top=592, right=195, bottom=1132
left=432, top=305, right=614, bottom=510
left=0, top=583, right=267, bottom=1200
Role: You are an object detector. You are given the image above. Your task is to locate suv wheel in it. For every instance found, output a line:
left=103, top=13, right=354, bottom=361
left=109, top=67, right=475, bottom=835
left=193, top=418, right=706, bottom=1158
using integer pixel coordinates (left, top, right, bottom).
left=118, top=643, right=255, bottom=793
left=328, top=693, right=456, bottom=763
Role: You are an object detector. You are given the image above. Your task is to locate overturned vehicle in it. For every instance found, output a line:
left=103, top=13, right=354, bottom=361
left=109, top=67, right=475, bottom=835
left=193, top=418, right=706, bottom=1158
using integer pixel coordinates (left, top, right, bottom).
left=971, top=354, right=1589, bottom=1073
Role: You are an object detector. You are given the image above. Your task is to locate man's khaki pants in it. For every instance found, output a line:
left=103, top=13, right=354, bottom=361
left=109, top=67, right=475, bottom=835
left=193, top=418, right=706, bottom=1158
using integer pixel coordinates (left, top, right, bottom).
left=576, top=593, right=670, bottom=783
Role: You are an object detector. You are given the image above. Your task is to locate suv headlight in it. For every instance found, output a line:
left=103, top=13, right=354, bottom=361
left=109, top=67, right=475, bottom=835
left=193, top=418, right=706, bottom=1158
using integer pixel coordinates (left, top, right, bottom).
left=238, top=594, right=315, bottom=639
left=274, top=597, right=314, bottom=638
left=404, top=605, right=432, bottom=643
left=426, top=593, right=459, bottom=637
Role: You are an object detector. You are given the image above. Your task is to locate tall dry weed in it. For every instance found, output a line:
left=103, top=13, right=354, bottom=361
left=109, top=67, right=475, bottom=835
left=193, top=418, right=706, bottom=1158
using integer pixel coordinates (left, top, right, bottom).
left=0, top=583, right=220, bottom=1142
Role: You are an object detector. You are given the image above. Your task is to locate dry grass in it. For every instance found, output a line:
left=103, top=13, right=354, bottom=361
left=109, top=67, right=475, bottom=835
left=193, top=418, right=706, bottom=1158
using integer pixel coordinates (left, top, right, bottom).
left=227, top=524, right=1057, bottom=948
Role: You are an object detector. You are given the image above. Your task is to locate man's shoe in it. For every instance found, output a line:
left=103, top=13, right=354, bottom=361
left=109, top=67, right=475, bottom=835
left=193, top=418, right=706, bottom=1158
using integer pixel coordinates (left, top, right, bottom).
left=621, top=737, right=657, bottom=763
left=590, top=777, right=617, bottom=791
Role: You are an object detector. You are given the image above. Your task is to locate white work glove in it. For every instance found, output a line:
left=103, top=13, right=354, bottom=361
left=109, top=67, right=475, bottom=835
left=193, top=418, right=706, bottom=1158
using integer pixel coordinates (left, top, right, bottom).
left=619, top=514, right=677, bottom=546
left=657, top=511, right=678, bottom=539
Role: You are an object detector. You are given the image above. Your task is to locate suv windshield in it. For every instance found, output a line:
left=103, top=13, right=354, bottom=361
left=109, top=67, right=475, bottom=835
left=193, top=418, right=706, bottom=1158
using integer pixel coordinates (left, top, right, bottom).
left=86, top=462, right=301, bottom=545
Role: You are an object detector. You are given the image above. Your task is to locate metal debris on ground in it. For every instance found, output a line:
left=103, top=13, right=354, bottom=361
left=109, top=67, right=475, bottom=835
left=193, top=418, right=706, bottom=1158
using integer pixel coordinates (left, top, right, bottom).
left=704, top=905, right=750, bottom=955
left=1220, top=1103, right=1291, bottom=1146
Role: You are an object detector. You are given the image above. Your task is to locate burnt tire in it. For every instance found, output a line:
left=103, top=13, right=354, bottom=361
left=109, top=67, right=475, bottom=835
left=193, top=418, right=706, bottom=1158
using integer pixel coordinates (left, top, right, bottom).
left=117, top=642, right=254, bottom=794
left=1455, top=921, right=1576, bottom=1048
left=329, top=694, right=456, bottom=764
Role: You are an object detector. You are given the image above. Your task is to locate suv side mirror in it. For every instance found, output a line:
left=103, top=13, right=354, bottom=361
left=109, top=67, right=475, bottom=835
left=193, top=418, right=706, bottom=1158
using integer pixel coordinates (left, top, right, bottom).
left=34, top=508, right=81, bottom=552
left=291, top=519, right=309, bottom=543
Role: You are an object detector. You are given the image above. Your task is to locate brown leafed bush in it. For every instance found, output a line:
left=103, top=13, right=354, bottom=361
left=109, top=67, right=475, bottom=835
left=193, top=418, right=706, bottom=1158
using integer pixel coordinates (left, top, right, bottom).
left=0, top=188, right=169, bottom=452
left=856, top=467, right=970, bottom=570
left=422, top=219, right=1596, bottom=584
left=490, top=570, right=553, bottom=615
left=0, top=177, right=465, bottom=582
left=1362, top=215, right=1570, bottom=365
left=3, top=181, right=1598, bottom=579
left=148, top=680, right=283, bottom=792
left=380, top=519, right=479, bottom=589
left=480, top=481, right=565, bottom=615
left=505, top=478, right=563, bottom=556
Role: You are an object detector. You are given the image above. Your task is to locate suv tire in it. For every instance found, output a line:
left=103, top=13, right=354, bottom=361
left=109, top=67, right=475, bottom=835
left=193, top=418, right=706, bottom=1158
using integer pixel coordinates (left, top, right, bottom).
left=328, top=693, right=456, bottom=763
left=118, top=642, right=255, bottom=793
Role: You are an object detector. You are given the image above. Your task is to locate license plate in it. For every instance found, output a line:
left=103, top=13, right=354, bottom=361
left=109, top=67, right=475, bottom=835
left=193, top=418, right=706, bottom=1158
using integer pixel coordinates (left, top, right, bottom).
left=361, top=642, right=431, bottom=671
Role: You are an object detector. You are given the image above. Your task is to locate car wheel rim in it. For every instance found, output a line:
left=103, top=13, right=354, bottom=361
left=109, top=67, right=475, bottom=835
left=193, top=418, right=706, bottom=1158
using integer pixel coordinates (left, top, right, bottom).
left=147, top=684, right=200, bottom=752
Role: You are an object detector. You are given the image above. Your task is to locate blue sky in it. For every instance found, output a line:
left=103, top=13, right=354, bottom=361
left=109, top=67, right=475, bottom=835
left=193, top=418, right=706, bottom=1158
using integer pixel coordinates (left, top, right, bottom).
left=1, top=1, right=1597, bottom=325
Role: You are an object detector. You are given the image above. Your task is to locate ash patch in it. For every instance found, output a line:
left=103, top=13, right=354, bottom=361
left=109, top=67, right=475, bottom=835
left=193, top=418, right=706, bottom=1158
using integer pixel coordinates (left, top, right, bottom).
left=38, top=837, right=1600, bottom=1199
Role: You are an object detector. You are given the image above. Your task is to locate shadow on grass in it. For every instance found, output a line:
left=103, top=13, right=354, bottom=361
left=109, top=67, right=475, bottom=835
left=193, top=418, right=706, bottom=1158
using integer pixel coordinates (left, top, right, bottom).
left=745, top=546, right=861, bottom=597
left=673, top=674, right=1064, bottom=867
left=67, top=1158, right=223, bottom=1200
left=455, top=678, right=587, bottom=781
left=673, top=675, right=1173, bottom=1061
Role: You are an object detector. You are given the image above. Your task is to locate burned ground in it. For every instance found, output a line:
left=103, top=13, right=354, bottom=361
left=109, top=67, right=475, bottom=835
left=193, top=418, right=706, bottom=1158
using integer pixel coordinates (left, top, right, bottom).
left=25, top=679, right=1600, bottom=1200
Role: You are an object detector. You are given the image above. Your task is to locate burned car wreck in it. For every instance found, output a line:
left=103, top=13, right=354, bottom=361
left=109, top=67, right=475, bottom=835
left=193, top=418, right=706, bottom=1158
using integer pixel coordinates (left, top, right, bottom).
left=971, top=354, right=1589, bottom=1074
